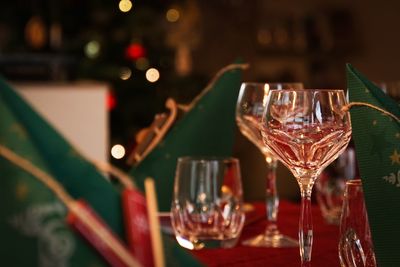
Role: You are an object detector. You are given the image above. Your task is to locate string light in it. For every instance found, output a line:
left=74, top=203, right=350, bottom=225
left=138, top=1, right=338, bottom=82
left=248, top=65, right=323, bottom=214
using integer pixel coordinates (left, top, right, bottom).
left=145, top=68, right=160, bottom=83
left=111, top=144, right=125, bottom=159
left=166, top=8, right=180, bottom=22
left=119, top=0, right=133, bottom=13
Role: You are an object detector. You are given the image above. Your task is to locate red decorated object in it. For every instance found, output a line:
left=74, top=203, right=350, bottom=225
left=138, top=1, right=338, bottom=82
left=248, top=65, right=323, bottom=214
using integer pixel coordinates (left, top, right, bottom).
left=107, top=91, right=117, bottom=111
left=125, top=43, right=146, bottom=61
left=66, top=200, right=134, bottom=267
left=122, top=188, right=154, bottom=267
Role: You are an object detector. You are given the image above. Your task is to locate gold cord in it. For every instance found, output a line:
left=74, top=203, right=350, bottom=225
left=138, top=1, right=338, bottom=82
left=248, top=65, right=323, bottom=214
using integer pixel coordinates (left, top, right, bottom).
left=0, top=144, right=74, bottom=205
left=0, top=144, right=141, bottom=267
left=177, top=63, right=249, bottom=111
left=342, top=102, right=400, bottom=123
left=91, top=159, right=135, bottom=189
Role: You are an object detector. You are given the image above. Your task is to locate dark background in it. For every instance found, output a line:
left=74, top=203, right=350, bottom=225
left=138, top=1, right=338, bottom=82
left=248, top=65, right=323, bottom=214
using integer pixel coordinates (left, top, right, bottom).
left=0, top=0, right=399, bottom=200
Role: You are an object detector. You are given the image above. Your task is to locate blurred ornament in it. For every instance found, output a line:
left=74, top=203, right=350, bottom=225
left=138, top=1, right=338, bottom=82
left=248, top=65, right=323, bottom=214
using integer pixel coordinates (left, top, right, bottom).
left=175, top=44, right=191, bottom=76
left=274, top=26, right=289, bottom=48
left=145, top=68, right=160, bottom=83
left=257, top=28, right=272, bottom=47
left=126, top=43, right=146, bottom=61
left=135, top=57, right=149, bottom=71
left=25, top=16, right=47, bottom=49
left=50, top=23, right=62, bottom=50
left=85, top=40, right=100, bottom=59
left=119, top=0, right=133, bottom=13
left=107, top=92, right=117, bottom=111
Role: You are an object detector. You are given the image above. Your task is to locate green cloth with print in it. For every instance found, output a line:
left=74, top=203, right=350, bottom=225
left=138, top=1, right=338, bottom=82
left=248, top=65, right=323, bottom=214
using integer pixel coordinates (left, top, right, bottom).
left=347, top=64, right=400, bottom=266
left=0, top=77, right=202, bottom=267
left=129, top=64, right=244, bottom=211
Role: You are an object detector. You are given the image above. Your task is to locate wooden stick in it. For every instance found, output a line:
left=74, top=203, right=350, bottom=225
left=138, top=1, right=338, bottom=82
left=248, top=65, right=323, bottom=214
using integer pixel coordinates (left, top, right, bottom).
left=144, top=178, right=165, bottom=267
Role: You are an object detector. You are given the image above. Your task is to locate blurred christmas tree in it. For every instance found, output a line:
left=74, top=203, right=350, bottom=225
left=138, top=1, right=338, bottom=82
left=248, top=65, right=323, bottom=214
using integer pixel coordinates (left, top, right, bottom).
left=0, top=0, right=207, bottom=166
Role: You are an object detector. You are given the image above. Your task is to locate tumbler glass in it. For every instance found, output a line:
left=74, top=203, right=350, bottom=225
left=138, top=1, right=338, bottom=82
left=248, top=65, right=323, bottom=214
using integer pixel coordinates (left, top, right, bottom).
left=171, top=157, right=245, bottom=250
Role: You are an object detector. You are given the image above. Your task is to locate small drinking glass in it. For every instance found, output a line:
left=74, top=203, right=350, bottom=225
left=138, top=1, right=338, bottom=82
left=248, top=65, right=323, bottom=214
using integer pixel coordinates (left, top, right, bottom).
left=339, top=179, right=376, bottom=267
left=171, top=157, right=245, bottom=250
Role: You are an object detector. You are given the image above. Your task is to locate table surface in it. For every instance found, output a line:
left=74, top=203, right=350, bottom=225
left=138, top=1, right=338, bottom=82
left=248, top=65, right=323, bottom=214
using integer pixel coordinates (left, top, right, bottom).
left=191, top=201, right=340, bottom=267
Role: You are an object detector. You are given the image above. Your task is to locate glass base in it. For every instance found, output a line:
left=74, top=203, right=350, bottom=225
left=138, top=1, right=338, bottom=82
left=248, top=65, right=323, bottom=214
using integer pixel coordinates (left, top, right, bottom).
left=242, top=232, right=298, bottom=248
left=175, top=235, right=240, bottom=250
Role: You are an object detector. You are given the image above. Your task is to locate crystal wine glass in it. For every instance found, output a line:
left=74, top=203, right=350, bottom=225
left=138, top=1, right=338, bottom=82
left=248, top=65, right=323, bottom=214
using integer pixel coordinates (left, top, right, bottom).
left=236, top=82, right=303, bottom=248
left=261, top=89, right=352, bottom=266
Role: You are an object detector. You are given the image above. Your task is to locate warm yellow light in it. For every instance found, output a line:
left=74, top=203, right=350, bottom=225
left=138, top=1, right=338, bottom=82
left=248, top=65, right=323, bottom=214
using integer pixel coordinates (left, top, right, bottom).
left=145, top=68, right=160, bottom=83
left=119, top=0, right=132, bottom=13
left=120, top=67, right=132, bottom=80
left=263, top=84, right=270, bottom=106
left=111, top=144, right=126, bottom=159
left=135, top=57, right=149, bottom=71
left=166, top=8, right=180, bottom=22
left=85, top=40, right=100, bottom=59
left=257, top=29, right=272, bottom=46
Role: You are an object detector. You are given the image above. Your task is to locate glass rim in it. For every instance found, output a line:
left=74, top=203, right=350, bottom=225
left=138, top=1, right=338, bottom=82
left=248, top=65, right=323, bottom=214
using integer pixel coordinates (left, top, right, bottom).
left=241, top=82, right=303, bottom=86
left=268, top=89, right=344, bottom=93
left=241, top=82, right=303, bottom=84
left=177, top=156, right=239, bottom=164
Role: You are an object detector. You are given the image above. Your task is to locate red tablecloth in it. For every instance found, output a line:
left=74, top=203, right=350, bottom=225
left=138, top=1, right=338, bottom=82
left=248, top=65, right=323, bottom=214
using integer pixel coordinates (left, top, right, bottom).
left=191, top=201, right=340, bottom=267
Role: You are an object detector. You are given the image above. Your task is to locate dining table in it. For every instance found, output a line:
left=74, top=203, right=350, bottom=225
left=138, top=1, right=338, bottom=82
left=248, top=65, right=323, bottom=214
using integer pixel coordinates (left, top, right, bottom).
left=190, top=200, right=340, bottom=267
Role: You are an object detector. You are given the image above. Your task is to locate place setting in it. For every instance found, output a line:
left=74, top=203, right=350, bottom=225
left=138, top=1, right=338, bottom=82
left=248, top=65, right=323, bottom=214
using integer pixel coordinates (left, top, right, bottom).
left=1, top=2, right=400, bottom=267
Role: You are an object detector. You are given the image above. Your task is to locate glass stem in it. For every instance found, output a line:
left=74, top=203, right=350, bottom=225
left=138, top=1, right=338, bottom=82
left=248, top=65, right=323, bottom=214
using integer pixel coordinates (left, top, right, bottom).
left=299, top=183, right=314, bottom=267
left=264, top=157, right=279, bottom=236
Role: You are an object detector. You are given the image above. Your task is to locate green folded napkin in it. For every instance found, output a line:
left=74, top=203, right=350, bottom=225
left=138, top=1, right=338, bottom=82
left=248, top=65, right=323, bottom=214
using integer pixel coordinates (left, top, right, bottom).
left=130, top=63, right=245, bottom=211
left=347, top=64, right=400, bottom=266
left=0, top=77, right=202, bottom=266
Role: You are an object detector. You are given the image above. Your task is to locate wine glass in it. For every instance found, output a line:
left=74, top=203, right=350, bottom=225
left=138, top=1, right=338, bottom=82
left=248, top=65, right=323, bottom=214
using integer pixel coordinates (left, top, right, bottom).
left=236, top=82, right=303, bottom=248
left=261, top=89, right=352, bottom=266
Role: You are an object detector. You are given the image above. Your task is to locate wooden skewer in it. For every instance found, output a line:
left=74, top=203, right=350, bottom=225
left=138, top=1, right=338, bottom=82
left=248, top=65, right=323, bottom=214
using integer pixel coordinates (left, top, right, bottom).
left=144, top=178, right=165, bottom=267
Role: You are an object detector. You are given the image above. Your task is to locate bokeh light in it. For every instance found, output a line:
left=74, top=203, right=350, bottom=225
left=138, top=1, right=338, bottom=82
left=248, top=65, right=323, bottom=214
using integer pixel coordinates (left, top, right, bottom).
left=125, top=43, right=145, bottom=60
left=84, top=40, right=100, bottom=59
left=119, top=0, right=132, bottom=13
left=120, top=67, right=132, bottom=80
left=111, top=144, right=126, bottom=159
left=166, top=8, right=180, bottom=22
left=145, top=68, right=160, bottom=83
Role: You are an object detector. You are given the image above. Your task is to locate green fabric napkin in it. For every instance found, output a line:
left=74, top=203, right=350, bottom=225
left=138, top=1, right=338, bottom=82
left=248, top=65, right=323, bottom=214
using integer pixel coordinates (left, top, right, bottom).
left=0, top=77, right=117, bottom=266
left=347, top=64, right=400, bottom=266
left=130, top=64, right=244, bottom=211
left=0, top=77, right=202, bottom=267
